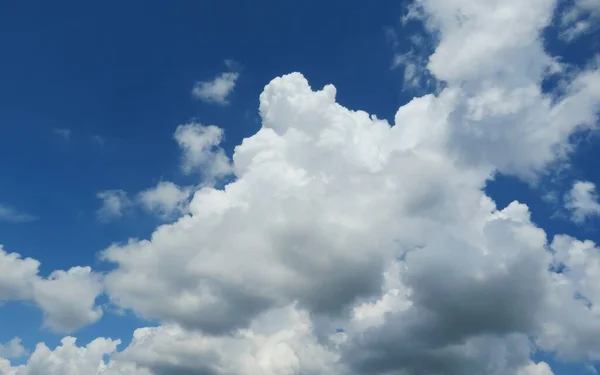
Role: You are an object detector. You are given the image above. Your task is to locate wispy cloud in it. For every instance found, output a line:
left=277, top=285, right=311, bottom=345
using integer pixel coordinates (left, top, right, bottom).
left=52, top=128, right=71, bottom=140
left=0, top=204, right=37, bottom=223
left=559, top=0, right=600, bottom=41
left=92, top=135, right=106, bottom=147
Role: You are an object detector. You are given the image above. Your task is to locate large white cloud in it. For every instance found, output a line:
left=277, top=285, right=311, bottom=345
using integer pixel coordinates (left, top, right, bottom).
left=2, top=0, right=600, bottom=374
left=0, top=246, right=103, bottom=333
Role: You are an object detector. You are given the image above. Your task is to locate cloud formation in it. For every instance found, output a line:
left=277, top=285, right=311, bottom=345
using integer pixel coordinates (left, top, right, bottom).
left=565, top=180, right=600, bottom=223
left=96, top=190, right=132, bottom=222
left=0, top=204, right=36, bottom=224
left=52, top=128, right=71, bottom=140
left=174, top=122, right=233, bottom=180
left=2, top=0, right=600, bottom=374
left=137, top=181, right=192, bottom=219
left=192, top=72, right=239, bottom=104
left=0, top=339, right=26, bottom=360
left=0, top=246, right=103, bottom=333
left=560, top=0, right=600, bottom=41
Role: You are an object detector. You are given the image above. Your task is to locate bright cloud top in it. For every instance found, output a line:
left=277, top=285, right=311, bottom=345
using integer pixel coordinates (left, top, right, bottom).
left=2, top=0, right=600, bottom=374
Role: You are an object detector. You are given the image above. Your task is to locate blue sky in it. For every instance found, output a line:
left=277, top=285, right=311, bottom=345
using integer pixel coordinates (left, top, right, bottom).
left=1, top=1, right=600, bottom=374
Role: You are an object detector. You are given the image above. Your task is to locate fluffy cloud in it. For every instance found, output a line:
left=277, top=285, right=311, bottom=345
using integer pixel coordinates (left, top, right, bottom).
left=0, top=246, right=103, bottom=333
left=3, top=0, right=600, bottom=374
left=0, top=339, right=26, bottom=360
left=518, top=362, right=555, bottom=375
left=341, top=201, right=572, bottom=375
left=405, top=0, right=600, bottom=180
left=137, top=181, right=192, bottom=220
left=537, top=235, right=600, bottom=362
left=174, top=122, right=233, bottom=180
left=96, top=190, right=132, bottom=222
left=0, top=337, right=121, bottom=375
left=192, top=72, right=239, bottom=104
left=96, top=124, right=230, bottom=222
left=564, top=180, right=600, bottom=223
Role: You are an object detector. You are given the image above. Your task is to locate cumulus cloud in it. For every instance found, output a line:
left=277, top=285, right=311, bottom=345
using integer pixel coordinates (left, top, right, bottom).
left=0, top=339, right=26, bottom=360
left=173, top=122, right=233, bottom=180
left=0, top=246, right=103, bottom=333
left=192, top=72, right=239, bottom=104
left=0, top=204, right=36, bottom=223
left=137, top=181, right=192, bottom=219
left=564, top=180, right=600, bottom=223
left=0, top=337, right=121, bottom=375
left=538, top=235, right=600, bottom=362
left=96, top=190, right=132, bottom=222
left=93, top=123, right=231, bottom=222
left=3, top=0, right=600, bottom=374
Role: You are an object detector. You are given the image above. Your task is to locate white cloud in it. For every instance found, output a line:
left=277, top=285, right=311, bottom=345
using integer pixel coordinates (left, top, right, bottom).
left=564, top=180, right=600, bottom=223
left=137, top=181, right=192, bottom=219
left=96, top=190, right=132, bottom=222
left=87, top=0, right=600, bottom=368
left=537, top=235, right=600, bottom=362
left=94, top=124, right=231, bottom=222
left=0, top=204, right=36, bottom=223
left=0, top=339, right=26, bottom=360
left=517, top=362, right=555, bottom=375
left=4, top=0, right=600, bottom=374
left=0, top=337, right=121, bottom=375
left=32, top=267, right=104, bottom=332
left=192, top=71, right=239, bottom=104
left=0, top=246, right=103, bottom=333
left=173, top=122, right=233, bottom=180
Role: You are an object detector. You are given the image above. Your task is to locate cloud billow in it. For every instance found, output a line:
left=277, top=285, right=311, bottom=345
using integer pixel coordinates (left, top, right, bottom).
left=3, top=0, right=600, bottom=374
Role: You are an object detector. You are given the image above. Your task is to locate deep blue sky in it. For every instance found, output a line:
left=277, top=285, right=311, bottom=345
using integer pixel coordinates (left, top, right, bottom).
left=0, top=1, right=599, bottom=373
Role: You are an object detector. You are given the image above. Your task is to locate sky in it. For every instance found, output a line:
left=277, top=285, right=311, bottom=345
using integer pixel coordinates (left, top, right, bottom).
left=0, top=0, right=600, bottom=374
